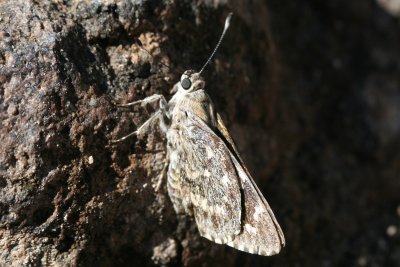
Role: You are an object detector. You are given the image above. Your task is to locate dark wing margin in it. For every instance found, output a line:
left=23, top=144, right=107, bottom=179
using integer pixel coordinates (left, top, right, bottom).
left=181, top=113, right=242, bottom=244
left=226, top=155, right=285, bottom=255
left=186, top=111, right=285, bottom=256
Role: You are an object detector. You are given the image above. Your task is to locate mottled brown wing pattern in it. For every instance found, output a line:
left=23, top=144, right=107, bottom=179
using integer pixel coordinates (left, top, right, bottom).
left=180, top=113, right=242, bottom=243
left=184, top=111, right=285, bottom=255
left=227, top=155, right=285, bottom=255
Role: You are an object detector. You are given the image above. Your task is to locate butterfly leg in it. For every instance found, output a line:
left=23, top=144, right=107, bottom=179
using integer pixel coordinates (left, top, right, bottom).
left=111, top=111, right=163, bottom=143
left=116, top=94, right=165, bottom=108
left=112, top=94, right=169, bottom=143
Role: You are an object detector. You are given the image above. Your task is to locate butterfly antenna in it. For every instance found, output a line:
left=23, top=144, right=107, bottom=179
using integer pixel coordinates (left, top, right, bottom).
left=198, top=13, right=233, bottom=75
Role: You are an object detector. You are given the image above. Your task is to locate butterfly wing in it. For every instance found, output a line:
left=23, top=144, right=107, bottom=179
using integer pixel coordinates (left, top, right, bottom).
left=216, top=113, right=285, bottom=255
left=180, top=112, right=242, bottom=244
left=226, top=155, right=285, bottom=255
left=184, top=111, right=285, bottom=255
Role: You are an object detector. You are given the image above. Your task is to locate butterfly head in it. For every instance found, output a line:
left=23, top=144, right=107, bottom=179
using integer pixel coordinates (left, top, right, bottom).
left=179, top=70, right=205, bottom=93
left=178, top=13, right=232, bottom=94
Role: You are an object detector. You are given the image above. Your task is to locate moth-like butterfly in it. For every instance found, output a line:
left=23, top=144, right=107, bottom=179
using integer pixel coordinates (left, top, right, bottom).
left=114, top=13, right=285, bottom=256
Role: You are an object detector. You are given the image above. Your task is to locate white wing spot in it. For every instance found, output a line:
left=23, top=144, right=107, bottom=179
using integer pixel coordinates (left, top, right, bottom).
left=215, top=205, right=225, bottom=215
left=201, top=197, right=208, bottom=210
left=190, top=192, right=199, bottom=205
left=169, top=151, right=178, bottom=162
left=204, top=169, right=211, bottom=177
left=191, top=170, right=201, bottom=179
left=206, top=146, right=214, bottom=159
left=221, top=174, right=230, bottom=185
left=237, top=168, right=247, bottom=182
left=208, top=205, right=214, bottom=213
left=254, top=205, right=265, bottom=221
left=203, top=233, right=212, bottom=241
left=244, top=223, right=258, bottom=235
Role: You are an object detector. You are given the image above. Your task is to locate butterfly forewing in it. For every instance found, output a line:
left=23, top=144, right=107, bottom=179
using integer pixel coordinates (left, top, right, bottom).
left=228, top=154, right=285, bottom=255
left=180, top=111, right=242, bottom=243
left=184, top=111, right=285, bottom=255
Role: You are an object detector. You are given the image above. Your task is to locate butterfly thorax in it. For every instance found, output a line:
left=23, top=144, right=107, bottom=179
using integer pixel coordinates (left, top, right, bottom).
left=172, top=91, right=217, bottom=127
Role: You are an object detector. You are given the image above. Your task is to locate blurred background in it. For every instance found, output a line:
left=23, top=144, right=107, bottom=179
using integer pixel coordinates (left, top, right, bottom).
left=260, top=0, right=400, bottom=266
left=216, top=0, right=400, bottom=266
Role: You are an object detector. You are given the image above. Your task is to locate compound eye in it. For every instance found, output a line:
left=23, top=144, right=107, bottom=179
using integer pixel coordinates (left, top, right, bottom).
left=181, top=77, right=191, bottom=90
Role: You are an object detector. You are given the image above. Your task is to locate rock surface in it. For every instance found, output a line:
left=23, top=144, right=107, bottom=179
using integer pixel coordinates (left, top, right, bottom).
left=0, top=0, right=399, bottom=266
